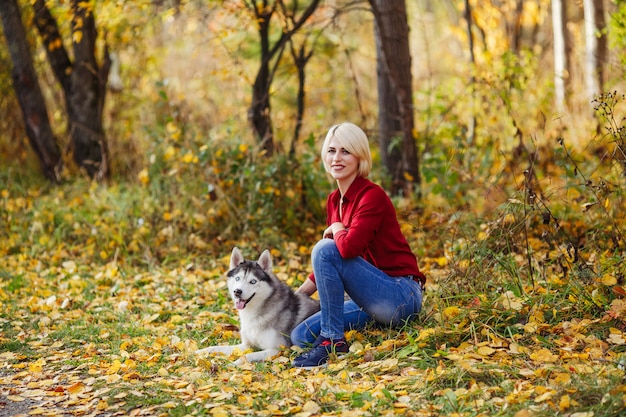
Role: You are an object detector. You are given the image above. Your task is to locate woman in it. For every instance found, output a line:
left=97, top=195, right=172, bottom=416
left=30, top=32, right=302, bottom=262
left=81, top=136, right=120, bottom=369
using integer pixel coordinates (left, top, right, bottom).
left=291, top=122, right=426, bottom=368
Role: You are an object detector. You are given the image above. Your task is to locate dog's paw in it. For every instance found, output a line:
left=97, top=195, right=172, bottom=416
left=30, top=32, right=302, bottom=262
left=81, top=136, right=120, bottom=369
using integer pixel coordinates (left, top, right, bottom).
left=233, top=356, right=247, bottom=366
left=195, top=347, right=215, bottom=356
left=195, top=345, right=242, bottom=357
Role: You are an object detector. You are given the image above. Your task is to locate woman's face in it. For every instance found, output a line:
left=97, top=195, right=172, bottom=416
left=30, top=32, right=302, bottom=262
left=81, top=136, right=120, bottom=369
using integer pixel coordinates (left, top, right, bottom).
left=325, top=137, right=359, bottom=183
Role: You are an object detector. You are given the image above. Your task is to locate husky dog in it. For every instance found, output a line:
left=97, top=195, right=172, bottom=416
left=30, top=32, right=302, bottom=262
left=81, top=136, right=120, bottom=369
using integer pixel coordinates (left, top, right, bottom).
left=196, top=247, right=320, bottom=364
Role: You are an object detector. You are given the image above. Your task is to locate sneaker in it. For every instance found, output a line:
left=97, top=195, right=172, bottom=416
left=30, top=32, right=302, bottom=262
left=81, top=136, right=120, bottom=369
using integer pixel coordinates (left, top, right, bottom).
left=292, top=336, right=349, bottom=368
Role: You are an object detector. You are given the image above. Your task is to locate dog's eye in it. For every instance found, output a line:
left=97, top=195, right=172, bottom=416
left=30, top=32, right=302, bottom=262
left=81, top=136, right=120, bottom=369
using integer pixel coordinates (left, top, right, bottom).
left=235, top=276, right=240, bottom=281
left=250, top=279, right=257, bottom=284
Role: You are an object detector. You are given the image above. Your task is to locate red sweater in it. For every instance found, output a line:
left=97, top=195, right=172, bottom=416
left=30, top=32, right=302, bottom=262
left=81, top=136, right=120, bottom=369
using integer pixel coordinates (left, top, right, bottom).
left=310, top=176, right=426, bottom=286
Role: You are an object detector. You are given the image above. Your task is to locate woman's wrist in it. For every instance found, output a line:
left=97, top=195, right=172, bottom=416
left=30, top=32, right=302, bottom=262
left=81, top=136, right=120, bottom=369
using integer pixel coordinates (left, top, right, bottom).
left=331, top=222, right=345, bottom=235
left=296, top=278, right=317, bottom=296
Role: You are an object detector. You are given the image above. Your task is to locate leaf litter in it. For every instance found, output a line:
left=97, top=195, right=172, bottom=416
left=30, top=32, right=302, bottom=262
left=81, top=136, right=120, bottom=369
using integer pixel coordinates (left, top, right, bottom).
left=1, top=182, right=626, bottom=416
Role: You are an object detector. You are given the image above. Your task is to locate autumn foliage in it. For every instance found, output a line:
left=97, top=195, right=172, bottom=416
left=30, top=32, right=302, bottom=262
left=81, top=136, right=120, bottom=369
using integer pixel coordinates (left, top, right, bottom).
left=1, top=1, right=626, bottom=416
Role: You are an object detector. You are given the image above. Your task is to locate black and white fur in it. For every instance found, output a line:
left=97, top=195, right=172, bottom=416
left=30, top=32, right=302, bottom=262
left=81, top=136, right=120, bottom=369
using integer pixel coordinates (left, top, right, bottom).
left=196, top=247, right=320, bottom=364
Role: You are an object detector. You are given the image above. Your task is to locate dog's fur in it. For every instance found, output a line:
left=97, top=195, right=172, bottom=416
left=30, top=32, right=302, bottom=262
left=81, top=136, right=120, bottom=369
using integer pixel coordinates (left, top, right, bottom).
left=196, top=247, right=320, bottom=364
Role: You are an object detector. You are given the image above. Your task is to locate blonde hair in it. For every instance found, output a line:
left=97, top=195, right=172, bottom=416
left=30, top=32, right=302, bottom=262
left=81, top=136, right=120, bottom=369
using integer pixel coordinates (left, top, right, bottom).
left=321, top=122, right=372, bottom=178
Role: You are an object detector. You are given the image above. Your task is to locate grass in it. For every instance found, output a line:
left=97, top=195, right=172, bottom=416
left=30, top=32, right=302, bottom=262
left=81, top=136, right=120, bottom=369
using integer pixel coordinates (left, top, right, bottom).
left=2, top=115, right=626, bottom=416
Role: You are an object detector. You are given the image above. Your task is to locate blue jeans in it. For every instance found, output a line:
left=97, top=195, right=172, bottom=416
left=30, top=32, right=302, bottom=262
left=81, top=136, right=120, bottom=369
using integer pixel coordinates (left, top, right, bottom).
left=290, top=238, right=423, bottom=347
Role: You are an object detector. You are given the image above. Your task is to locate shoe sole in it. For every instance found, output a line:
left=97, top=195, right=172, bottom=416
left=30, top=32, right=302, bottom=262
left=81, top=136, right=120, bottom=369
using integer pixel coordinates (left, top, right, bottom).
left=292, top=352, right=348, bottom=369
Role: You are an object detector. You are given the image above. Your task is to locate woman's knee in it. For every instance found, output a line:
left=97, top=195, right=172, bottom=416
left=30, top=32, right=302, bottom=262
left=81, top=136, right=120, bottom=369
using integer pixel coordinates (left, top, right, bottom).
left=312, top=238, right=340, bottom=261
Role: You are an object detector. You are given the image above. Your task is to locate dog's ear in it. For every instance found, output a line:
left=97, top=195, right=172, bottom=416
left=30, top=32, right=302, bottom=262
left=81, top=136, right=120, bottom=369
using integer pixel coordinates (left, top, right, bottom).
left=258, top=249, right=272, bottom=272
left=230, top=247, right=244, bottom=269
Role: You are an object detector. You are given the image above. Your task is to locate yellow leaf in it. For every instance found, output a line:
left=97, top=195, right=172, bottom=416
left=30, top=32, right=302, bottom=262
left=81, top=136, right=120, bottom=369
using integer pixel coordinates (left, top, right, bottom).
left=166, top=121, right=178, bottom=134
left=476, top=346, right=495, bottom=356
left=96, top=399, right=108, bottom=410
left=73, top=30, right=83, bottom=44
left=107, top=359, right=121, bottom=374
left=607, top=332, right=625, bottom=345
left=302, top=401, right=321, bottom=414
left=523, top=322, right=539, bottom=334
left=534, top=390, right=554, bottom=403
left=443, top=306, right=460, bottom=320
left=500, top=291, right=523, bottom=311
left=164, top=146, right=176, bottom=161
left=416, top=328, right=436, bottom=341
left=62, top=260, right=77, bottom=273
left=138, top=168, right=149, bottom=185
left=67, top=381, right=86, bottom=394
left=29, top=358, right=45, bottom=374
left=503, top=213, right=516, bottom=225
left=182, top=152, right=195, bottom=163
left=77, top=2, right=92, bottom=12
left=123, top=371, right=141, bottom=380
left=7, top=395, right=25, bottom=402
left=155, top=336, right=168, bottom=346
left=551, top=372, right=571, bottom=385
left=530, top=348, right=558, bottom=363
left=559, top=394, right=571, bottom=411
left=106, top=374, right=121, bottom=383
left=601, top=274, right=617, bottom=286
left=210, top=408, right=229, bottom=417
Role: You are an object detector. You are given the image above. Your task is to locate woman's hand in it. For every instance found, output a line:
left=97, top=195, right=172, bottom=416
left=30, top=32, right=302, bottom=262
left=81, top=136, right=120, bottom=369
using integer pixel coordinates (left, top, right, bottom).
left=323, top=222, right=346, bottom=239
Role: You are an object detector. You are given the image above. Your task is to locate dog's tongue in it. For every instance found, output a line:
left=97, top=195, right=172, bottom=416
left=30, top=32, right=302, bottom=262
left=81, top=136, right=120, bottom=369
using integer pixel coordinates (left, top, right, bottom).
left=235, top=299, right=247, bottom=310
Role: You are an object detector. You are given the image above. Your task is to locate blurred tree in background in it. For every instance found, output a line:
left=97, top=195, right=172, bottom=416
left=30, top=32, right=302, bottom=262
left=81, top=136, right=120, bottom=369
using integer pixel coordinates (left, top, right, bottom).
left=2, top=0, right=113, bottom=180
left=0, top=0, right=62, bottom=182
left=1, top=0, right=625, bottom=208
left=371, top=0, right=420, bottom=196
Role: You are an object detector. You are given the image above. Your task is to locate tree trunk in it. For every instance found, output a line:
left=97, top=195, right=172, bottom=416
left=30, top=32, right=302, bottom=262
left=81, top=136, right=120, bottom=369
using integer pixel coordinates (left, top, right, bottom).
left=583, top=0, right=607, bottom=101
left=583, top=0, right=599, bottom=100
left=595, top=0, right=607, bottom=93
left=68, top=0, right=110, bottom=179
left=510, top=0, right=525, bottom=54
left=249, top=5, right=276, bottom=156
left=289, top=42, right=313, bottom=158
left=370, top=0, right=420, bottom=196
left=552, top=0, right=568, bottom=113
left=464, top=0, right=477, bottom=165
left=246, top=0, right=320, bottom=157
left=464, top=0, right=476, bottom=65
left=33, top=0, right=110, bottom=180
left=374, top=28, right=403, bottom=187
left=0, top=0, right=62, bottom=182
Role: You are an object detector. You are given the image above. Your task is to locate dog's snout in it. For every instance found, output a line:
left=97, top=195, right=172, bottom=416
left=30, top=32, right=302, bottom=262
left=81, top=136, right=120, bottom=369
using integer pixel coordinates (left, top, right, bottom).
left=234, top=288, right=242, bottom=297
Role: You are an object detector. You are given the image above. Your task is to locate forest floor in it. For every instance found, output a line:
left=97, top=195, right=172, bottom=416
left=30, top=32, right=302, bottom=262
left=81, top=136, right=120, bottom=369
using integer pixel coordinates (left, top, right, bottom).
left=1, top=176, right=625, bottom=417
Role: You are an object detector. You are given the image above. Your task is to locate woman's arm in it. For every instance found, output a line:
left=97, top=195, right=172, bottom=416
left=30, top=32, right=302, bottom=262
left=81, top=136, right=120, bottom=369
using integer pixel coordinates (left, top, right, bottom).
left=323, top=222, right=346, bottom=239
left=295, top=277, right=317, bottom=296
